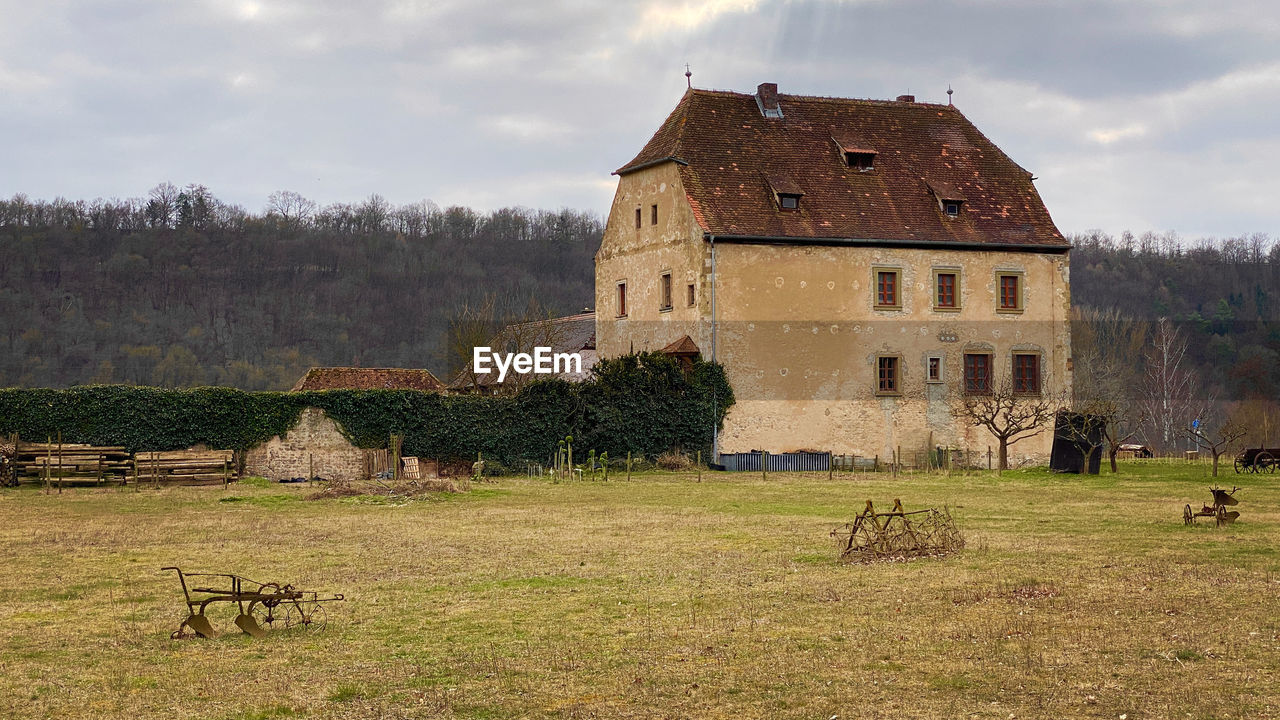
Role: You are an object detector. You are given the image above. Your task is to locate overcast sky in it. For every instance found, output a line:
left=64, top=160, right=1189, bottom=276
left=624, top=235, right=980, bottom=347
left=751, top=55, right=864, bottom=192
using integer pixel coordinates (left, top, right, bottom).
left=2, top=0, right=1278, bottom=239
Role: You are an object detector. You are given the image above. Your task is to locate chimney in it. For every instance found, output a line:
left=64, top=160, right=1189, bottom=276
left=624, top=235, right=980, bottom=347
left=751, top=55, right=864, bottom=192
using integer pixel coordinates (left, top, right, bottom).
left=756, top=82, right=783, bottom=118
left=896, top=94, right=915, bottom=103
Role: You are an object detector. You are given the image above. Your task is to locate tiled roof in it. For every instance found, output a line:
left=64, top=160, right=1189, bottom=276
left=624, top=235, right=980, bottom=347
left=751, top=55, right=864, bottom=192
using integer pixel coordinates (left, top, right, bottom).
left=450, top=312, right=597, bottom=390
left=660, top=335, right=701, bottom=356
left=291, top=367, right=446, bottom=392
left=616, top=87, right=1067, bottom=248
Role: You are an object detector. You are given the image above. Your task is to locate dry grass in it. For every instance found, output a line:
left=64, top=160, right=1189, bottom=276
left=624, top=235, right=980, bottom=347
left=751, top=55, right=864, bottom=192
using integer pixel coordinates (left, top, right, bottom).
left=1, top=464, right=1278, bottom=719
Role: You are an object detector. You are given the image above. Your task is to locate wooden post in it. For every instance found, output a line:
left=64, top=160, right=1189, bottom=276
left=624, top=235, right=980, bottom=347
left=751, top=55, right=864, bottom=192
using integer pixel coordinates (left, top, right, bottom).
left=308, top=453, right=314, bottom=484
left=828, top=452, right=833, bottom=481
left=57, top=431, right=63, bottom=494
left=223, top=460, right=229, bottom=489
left=44, top=435, right=51, bottom=494
left=988, top=446, right=992, bottom=471
left=696, top=451, right=701, bottom=483
left=896, top=445, right=902, bottom=476
left=762, top=451, right=768, bottom=482
left=626, top=451, right=632, bottom=482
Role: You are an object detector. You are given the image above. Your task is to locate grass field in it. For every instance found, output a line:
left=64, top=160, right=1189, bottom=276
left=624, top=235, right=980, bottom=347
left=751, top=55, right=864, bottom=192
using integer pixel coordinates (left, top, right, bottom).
left=1, top=463, right=1277, bottom=719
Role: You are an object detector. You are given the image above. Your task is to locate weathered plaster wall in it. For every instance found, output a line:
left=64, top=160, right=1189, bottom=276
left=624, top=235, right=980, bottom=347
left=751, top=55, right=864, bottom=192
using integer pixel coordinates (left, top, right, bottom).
left=243, top=407, right=366, bottom=482
left=595, top=162, right=711, bottom=355
left=595, top=162, right=1072, bottom=466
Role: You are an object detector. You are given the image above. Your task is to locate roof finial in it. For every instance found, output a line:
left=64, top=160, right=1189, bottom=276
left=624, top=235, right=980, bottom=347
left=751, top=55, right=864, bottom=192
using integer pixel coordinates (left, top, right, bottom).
left=685, top=63, right=692, bottom=89
left=947, top=84, right=953, bottom=105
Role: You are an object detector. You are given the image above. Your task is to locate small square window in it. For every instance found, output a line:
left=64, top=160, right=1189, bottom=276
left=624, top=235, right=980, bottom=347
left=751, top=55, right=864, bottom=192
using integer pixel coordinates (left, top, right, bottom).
left=778, top=194, right=800, bottom=210
left=964, top=353, right=992, bottom=395
left=927, top=356, right=943, bottom=383
left=944, top=202, right=961, bottom=217
left=997, top=273, right=1023, bottom=312
left=874, top=268, right=900, bottom=309
left=616, top=281, right=627, bottom=317
left=687, top=283, right=696, bottom=307
left=1013, top=353, right=1040, bottom=394
left=877, top=356, right=899, bottom=394
left=660, top=273, right=672, bottom=311
left=651, top=204, right=658, bottom=225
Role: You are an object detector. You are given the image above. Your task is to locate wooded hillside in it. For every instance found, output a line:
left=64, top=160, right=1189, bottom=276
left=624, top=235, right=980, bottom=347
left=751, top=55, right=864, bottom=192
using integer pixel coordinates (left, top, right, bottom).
left=0, top=186, right=600, bottom=389
left=1, top=187, right=1276, bottom=402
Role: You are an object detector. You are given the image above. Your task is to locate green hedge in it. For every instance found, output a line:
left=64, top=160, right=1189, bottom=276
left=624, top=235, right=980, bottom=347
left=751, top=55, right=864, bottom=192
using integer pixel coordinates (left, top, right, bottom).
left=0, top=353, right=733, bottom=465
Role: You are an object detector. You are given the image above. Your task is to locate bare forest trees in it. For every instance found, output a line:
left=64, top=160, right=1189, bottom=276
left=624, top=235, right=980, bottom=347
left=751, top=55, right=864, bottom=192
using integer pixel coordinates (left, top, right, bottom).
left=1141, top=317, right=1198, bottom=452
left=446, top=296, right=571, bottom=395
left=1072, top=308, right=1151, bottom=470
left=961, top=378, right=1058, bottom=471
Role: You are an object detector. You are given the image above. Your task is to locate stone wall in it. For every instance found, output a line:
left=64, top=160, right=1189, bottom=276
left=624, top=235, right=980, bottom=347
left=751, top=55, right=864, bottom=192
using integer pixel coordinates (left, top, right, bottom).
left=243, top=407, right=366, bottom=482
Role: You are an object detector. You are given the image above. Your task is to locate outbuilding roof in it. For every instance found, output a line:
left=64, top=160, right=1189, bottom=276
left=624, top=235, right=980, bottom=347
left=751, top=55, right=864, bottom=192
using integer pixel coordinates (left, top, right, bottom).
left=291, top=367, right=446, bottom=392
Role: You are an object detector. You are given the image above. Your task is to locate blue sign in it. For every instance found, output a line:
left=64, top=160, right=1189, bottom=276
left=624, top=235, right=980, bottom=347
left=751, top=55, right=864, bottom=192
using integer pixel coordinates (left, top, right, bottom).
left=1192, top=418, right=1200, bottom=429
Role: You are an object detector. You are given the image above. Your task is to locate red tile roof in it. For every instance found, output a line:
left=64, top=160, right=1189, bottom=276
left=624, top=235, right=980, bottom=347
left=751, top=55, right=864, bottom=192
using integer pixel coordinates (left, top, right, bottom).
left=616, top=87, right=1066, bottom=249
left=291, top=367, right=445, bottom=392
left=660, top=335, right=701, bottom=356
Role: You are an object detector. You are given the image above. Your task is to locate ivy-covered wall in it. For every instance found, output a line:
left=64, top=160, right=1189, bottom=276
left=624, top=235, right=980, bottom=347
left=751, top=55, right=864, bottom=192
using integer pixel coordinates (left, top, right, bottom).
left=0, top=354, right=733, bottom=465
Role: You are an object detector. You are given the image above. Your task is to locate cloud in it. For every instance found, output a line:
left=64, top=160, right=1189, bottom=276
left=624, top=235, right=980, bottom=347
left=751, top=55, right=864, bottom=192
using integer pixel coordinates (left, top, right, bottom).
left=0, top=0, right=1277, bottom=240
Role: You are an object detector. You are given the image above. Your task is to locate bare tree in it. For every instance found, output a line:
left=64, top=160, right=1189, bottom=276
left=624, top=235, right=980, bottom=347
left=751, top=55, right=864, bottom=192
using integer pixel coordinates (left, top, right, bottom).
left=1184, top=409, right=1247, bottom=477
left=266, top=190, right=317, bottom=229
left=1072, top=310, right=1152, bottom=471
left=1141, top=317, right=1196, bottom=452
left=962, top=378, right=1059, bottom=472
left=446, top=294, right=501, bottom=390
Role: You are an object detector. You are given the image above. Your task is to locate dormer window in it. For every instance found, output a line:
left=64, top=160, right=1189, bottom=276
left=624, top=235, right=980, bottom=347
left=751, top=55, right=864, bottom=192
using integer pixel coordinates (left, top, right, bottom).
left=765, top=172, right=804, bottom=212
left=926, top=180, right=966, bottom=220
left=845, top=152, right=875, bottom=171
left=778, top=193, right=801, bottom=210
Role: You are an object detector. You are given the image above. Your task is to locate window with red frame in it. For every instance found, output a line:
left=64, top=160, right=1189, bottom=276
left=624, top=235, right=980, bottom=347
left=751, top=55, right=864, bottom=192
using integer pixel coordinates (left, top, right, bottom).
left=877, top=270, right=898, bottom=307
left=964, top=353, right=992, bottom=394
left=877, top=356, right=899, bottom=394
left=936, top=272, right=957, bottom=308
left=1013, top=353, right=1040, bottom=394
left=999, top=274, right=1020, bottom=310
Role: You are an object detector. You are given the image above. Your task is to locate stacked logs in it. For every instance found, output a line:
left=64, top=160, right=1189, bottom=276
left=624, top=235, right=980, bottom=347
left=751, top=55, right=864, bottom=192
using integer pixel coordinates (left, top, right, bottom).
left=133, top=450, right=236, bottom=486
left=14, top=441, right=132, bottom=485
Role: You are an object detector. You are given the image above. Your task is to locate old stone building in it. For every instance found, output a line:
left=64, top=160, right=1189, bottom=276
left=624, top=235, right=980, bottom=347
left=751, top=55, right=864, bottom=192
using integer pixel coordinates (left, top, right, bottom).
left=595, top=83, right=1071, bottom=462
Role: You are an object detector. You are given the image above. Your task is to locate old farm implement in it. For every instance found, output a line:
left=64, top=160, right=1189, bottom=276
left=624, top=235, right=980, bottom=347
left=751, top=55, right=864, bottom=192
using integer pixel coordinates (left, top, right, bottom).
left=1234, top=448, right=1280, bottom=474
left=832, top=499, right=964, bottom=562
left=164, top=567, right=344, bottom=639
left=1182, top=486, right=1241, bottom=527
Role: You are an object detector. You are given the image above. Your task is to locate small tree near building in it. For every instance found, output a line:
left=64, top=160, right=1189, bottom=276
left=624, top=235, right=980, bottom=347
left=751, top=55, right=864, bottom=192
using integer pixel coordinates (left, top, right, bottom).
left=962, top=378, right=1058, bottom=472
left=1184, top=412, right=1248, bottom=477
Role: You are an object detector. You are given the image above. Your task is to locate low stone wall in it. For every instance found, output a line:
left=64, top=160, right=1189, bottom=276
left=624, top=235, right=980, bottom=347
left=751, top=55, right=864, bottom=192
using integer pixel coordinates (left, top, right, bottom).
left=243, top=407, right=366, bottom=482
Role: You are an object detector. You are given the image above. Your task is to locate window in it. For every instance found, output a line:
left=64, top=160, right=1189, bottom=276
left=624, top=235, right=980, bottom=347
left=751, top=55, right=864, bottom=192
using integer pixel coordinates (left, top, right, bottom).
left=874, top=268, right=900, bottom=309
left=877, top=356, right=899, bottom=394
left=964, top=353, right=992, bottom=395
left=616, top=282, right=627, bottom=317
left=935, top=271, right=958, bottom=309
left=997, top=272, right=1023, bottom=312
left=927, top=355, right=943, bottom=383
left=846, top=152, right=875, bottom=170
left=1013, top=353, right=1040, bottom=394
left=660, top=272, right=672, bottom=311
left=944, top=201, right=961, bottom=217
left=634, top=207, right=642, bottom=229
left=651, top=204, right=658, bottom=225
left=687, top=283, right=696, bottom=307
left=778, top=193, right=800, bottom=210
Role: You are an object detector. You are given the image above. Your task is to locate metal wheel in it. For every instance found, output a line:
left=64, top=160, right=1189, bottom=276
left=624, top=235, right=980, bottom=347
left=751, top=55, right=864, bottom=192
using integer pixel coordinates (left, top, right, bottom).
left=1183, top=504, right=1193, bottom=525
left=1258, top=452, right=1277, bottom=474
left=1215, top=504, right=1227, bottom=527
left=251, top=602, right=283, bottom=631
left=285, top=602, right=326, bottom=631
left=1234, top=455, right=1246, bottom=474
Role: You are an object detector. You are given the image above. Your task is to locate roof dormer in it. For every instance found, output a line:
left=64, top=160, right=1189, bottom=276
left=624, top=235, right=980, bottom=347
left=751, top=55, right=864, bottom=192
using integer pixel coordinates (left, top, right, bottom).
left=765, top=173, right=804, bottom=211
left=832, top=131, right=876, bottom=171
left=926, top=180, right=966, bottom=218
